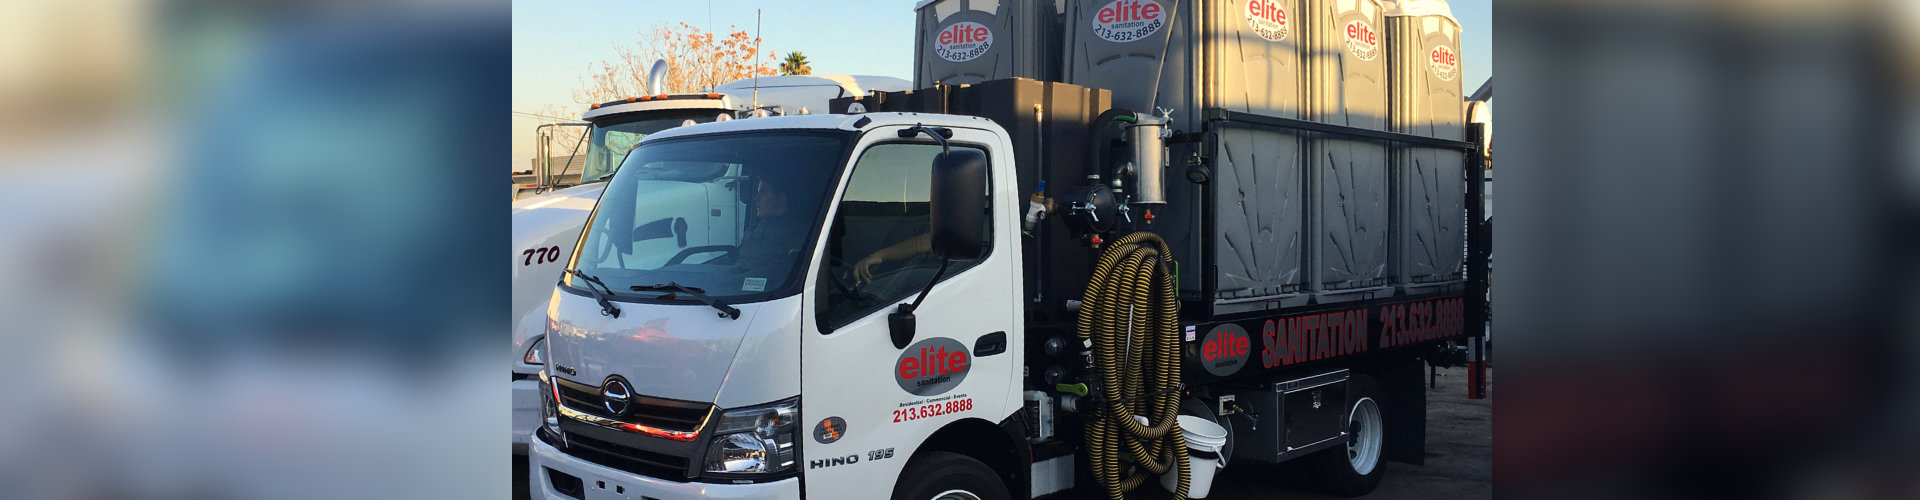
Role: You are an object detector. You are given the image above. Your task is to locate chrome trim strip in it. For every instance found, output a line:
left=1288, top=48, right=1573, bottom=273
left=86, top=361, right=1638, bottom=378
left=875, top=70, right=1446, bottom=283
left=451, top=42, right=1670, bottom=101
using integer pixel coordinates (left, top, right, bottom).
left=559, top=402, right=715, bottom=441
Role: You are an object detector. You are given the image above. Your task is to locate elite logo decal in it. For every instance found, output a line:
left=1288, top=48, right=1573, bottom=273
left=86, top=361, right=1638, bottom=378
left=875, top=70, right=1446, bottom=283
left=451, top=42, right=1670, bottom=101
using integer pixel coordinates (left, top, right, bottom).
left=1429, top=44, right=1458, bottom=81
left=1092, top=0, right=1164, bottom=43
left=1245, top=0, right=1289, bottom=42
left=1344, top=19, right=1380, bottom=61
left=1199, top=324, right=1251, bottom=376
left=934, top=21, right=993, bottom=62
left=895, top=337, right=970, bottom=396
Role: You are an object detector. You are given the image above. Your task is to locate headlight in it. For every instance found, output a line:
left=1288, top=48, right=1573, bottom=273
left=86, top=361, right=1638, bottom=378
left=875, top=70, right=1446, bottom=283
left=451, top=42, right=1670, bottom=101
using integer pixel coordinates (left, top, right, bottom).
left=524, top=337, right=547, bottom=365
left=702, top=398, right=799, bottom=475
left=539, top=370, right=562, bottom=436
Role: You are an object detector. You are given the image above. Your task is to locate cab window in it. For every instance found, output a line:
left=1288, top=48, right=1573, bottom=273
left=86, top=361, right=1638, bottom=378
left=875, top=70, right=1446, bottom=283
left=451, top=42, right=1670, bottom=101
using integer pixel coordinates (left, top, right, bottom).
left=818, top=142, right=991, bottom=331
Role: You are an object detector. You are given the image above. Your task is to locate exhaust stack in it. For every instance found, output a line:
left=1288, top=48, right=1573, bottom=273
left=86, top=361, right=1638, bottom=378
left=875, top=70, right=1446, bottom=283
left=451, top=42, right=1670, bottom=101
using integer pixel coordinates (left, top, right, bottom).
left=646, top=59, right=668, bottom=95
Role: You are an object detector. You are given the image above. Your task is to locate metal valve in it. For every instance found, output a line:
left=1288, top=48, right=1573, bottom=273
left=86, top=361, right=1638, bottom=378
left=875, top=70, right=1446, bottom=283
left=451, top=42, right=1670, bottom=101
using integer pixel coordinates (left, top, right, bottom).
left=1070, top=201, right=1100, bottom=223
left=1224, top=399, right=1261, bottom=431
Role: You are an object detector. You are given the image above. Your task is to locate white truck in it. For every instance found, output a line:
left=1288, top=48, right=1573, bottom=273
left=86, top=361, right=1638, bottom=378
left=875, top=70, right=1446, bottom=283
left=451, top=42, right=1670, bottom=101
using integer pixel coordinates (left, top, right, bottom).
left=525, top=80, right=1488, bottom=499
left=513, top=74, right=911, bottom=455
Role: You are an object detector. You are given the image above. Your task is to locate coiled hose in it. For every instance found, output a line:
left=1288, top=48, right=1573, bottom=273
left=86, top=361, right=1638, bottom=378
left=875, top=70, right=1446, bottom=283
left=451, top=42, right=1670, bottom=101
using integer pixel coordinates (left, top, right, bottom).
left=1078, top=232, right=1189, bottom=500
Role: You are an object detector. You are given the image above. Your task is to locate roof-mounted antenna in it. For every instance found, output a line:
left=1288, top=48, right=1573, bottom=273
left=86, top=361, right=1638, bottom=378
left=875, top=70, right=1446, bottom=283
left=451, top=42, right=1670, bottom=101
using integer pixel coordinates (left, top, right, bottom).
left=752, top=9, right=762, bottom=114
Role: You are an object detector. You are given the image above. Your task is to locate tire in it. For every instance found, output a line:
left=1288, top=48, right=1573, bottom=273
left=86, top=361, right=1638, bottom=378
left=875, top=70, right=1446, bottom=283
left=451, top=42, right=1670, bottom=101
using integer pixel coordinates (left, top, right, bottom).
left=1308, top=375, right=1386, bottom=496
left=892, top=451, right=1012, bottom=500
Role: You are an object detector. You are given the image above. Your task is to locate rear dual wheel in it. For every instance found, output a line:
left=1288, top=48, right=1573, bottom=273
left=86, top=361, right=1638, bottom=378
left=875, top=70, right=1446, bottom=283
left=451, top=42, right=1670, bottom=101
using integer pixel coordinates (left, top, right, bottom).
left=1309, top=375, right=1386, bottom=496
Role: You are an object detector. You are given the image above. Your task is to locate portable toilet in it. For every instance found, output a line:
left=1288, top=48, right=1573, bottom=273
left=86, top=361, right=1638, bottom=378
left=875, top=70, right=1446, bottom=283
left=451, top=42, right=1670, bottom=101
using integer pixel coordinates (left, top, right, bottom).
left=1385, top=0, right=1466, bottom=292
left=915, top=0, right=1064, bottom=86
left=1303, top=0, right=1392, bottom=302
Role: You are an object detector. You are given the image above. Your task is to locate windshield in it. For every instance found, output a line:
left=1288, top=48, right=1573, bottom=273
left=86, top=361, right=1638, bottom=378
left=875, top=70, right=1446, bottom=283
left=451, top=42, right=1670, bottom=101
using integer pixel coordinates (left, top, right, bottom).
left=580, top=110, right=724, bottom=183
left=568, top=131, right=849, bottom=302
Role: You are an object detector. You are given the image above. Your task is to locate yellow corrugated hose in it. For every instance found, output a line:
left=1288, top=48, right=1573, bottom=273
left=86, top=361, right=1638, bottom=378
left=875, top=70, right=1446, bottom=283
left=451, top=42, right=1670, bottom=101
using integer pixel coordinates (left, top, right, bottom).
left=1077, top=232, right=1189, bottom=500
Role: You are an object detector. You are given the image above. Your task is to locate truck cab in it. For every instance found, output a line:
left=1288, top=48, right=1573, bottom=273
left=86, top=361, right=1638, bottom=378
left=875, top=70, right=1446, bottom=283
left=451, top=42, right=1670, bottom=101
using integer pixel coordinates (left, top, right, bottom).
left=514, top=76, right=913, bottom=457
left=529, top=112, right=1026, bottom=499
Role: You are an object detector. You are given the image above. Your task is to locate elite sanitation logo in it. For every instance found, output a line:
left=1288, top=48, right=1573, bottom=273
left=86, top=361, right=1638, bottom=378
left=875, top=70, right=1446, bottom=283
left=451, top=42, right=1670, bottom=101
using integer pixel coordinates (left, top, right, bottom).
left=1200, top=324, right=1251, bottom=376
left=934, top=21, right=993, bottom=62
left=1344, top=19, right=1379, bottom=61
left=1092, top=0, right=1164, bottom=43
left=895, top=337, right=971, bottom=395
left=1245, top=0, right=1289, bottom=42
left=1429, top=44, right=1458, bottom=81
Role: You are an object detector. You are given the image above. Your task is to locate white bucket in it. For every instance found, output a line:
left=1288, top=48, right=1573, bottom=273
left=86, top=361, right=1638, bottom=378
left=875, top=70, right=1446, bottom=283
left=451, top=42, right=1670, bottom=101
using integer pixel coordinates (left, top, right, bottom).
left=1135, top=415, right=1229, bottom=498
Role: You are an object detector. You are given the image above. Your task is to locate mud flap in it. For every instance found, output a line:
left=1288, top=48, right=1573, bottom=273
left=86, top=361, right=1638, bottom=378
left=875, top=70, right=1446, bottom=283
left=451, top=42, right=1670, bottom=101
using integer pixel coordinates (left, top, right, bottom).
left=1379, top=356, right=1427, bottom=466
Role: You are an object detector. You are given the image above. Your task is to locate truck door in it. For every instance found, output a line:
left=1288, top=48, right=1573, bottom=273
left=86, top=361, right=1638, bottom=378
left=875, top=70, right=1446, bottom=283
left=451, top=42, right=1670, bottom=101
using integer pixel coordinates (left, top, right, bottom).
left=799, top=125, right=1020, bottom=498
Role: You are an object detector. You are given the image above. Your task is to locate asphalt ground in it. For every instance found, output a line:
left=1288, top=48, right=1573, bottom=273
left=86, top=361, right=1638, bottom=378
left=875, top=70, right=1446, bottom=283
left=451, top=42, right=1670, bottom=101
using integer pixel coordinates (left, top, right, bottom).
left=514, top=366, right=1492, bottom=499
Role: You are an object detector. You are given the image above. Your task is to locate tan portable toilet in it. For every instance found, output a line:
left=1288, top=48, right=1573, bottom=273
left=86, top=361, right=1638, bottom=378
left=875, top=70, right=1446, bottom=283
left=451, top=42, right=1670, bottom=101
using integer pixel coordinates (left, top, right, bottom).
left=1385, top=0, right=1466, bottom=293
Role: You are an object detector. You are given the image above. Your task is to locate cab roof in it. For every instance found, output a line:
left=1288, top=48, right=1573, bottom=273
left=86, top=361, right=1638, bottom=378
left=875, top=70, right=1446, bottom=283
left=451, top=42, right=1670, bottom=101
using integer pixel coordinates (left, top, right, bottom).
left=640, top=112, right=999, bottom=143
left=581, top=94, right=732, bottom=122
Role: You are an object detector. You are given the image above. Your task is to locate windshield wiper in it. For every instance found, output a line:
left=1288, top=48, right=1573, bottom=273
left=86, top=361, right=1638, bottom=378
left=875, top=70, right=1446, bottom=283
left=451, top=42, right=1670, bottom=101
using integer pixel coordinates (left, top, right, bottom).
left=631, top=282, right=741, bottom=320
left=566, top=269, right=621, bottom=318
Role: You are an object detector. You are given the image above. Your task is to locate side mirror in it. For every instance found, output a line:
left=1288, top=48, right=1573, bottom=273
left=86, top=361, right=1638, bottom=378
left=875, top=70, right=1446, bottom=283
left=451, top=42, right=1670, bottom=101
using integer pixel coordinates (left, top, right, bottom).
left=889, top=125, right=984, bottom=350
left=929, top=148, right=987, bottom=260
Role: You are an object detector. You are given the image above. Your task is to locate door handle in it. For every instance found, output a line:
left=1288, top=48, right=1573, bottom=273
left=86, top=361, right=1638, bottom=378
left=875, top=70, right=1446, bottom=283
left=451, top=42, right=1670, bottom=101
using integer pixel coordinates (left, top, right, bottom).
left=974, top=332, right=1007, bottom=357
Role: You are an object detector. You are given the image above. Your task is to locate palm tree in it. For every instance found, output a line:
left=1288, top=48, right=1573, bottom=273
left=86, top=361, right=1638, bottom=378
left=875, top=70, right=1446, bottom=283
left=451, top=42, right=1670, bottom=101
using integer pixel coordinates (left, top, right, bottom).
left=779, top=51, right=811, bottom=76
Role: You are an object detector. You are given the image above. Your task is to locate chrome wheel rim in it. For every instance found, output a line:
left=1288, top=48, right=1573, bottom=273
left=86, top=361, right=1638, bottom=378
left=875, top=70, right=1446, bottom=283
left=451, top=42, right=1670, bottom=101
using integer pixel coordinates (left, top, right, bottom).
left=931, top=489, right=982, bottom=500
left=1346, top=396, right=1384, bottom=475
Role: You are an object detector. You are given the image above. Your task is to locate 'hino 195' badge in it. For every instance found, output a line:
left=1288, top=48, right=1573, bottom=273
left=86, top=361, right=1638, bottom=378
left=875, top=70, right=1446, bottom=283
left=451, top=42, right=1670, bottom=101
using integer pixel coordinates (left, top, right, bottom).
left=601, top=376, right=633, bottom=415
left=895, top=337, right=971, bottom=396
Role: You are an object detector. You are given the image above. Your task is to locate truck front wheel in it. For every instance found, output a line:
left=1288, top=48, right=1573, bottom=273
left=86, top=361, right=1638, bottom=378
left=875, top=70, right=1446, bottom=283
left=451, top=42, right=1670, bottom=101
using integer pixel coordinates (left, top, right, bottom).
left=1309, top=375, right=1387, bottom=496
left=891, top=451, right=1011, bottom=500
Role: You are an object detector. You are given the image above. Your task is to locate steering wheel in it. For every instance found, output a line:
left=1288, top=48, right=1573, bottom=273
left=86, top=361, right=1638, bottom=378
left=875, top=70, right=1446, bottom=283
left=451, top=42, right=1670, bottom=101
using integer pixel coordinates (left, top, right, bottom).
left=664, top=245, right=738, bottom=266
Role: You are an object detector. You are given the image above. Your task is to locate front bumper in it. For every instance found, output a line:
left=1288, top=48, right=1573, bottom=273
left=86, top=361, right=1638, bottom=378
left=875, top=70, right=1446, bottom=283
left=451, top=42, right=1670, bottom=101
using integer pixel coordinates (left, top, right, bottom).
left=529, top=435, right=801, bottom=500
left=513, top=376, right=541, bottom=454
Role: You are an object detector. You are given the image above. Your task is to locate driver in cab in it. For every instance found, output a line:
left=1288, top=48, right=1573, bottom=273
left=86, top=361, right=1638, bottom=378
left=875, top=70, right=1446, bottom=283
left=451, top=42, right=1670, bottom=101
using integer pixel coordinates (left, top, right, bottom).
left=736, top=178, right=809, bottom=273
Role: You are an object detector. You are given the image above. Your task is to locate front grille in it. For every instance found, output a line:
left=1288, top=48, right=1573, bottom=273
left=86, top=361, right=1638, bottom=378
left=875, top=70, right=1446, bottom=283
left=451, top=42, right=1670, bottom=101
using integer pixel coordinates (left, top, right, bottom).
left=555, top=378, right=713, bottom=431
left=547, top=426, right=695, bottom=480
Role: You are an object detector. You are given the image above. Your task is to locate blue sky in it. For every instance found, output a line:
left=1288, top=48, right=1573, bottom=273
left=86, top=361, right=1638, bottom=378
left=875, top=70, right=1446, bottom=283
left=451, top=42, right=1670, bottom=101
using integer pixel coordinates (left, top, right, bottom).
left=512, top=0, right=1491, bottom=167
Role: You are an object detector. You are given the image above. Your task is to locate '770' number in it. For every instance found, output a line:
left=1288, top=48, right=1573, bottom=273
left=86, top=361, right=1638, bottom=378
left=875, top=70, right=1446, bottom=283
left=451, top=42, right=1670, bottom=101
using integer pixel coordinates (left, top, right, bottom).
left=522, top=246, right=562, bottom=266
